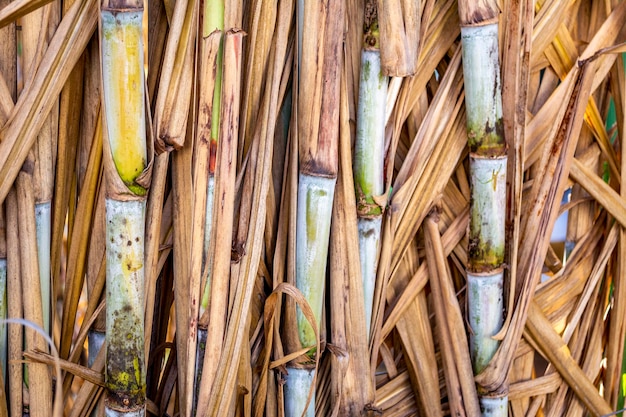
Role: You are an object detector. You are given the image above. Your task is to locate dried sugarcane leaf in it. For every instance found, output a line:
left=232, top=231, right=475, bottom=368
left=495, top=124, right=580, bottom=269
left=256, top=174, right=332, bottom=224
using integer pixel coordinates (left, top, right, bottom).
left=0, top=0, right=97, bottom=206
left=153, top=0, right=197, bottom=150
left=376, top=0, right=420, bottom=76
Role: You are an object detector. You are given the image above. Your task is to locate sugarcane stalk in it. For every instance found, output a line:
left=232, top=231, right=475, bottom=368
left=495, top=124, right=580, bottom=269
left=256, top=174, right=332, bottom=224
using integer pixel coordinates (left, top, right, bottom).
left=285, top=0, right=343, bottom=415
left=0, top=207, right=6, bottom=382
left=100, top=2, right=149, bottom=415
left=194, top=29, right=244, bottom=417
left=458, top=0, right=508, bottom=413
left=187, top=29, right=220, bottom=415
left=354, top=0, right=386, bottom=338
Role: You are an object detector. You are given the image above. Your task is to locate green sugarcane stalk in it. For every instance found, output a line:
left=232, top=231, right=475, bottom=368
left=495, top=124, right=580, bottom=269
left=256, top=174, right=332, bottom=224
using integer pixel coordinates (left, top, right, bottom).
left=100, top=2, right=148, bottom=415
left=354, top=0, right=386, bottom=338
left=458, top=1, right=508, bottom=414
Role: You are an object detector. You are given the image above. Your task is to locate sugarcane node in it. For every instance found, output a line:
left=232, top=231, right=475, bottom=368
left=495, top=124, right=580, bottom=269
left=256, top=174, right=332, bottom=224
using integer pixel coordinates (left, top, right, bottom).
left=101, top=0, right=144, bottom=12
left=231, top=240, right=246, bottom=262
left=467, top=120, right=507, bottom=156
left=20, top=158, right=34, bottom=175
left=355, top=185, right=384, bottom=218
left=299, top=158, right=338, bottom=179
left=364, top=403, right=384, bottom=416
left=457, top=2, right=499, bottom=27
left=105, top=391, right=145, bottom=412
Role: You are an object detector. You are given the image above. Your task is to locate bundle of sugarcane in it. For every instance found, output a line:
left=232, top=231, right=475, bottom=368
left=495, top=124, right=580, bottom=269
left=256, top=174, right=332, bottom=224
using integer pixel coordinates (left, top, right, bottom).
left=0, top=0, right=625, bottom=416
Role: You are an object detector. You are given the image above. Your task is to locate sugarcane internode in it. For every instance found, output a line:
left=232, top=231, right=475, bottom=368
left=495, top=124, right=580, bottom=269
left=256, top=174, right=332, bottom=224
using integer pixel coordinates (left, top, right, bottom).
left=459, top=1, right=508, bottom=413
left=101, top=2, right=148, bottom=415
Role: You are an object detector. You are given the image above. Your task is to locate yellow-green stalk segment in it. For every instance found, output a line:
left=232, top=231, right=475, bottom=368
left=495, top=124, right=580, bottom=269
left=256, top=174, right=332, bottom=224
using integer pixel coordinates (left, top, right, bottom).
left=100, top=2, right=148, bottom=415
left=286, top=0, right=343, bottom=415
left=354, top=0, right=386, bottom=338
left=459, top=0, right=508, bottom=413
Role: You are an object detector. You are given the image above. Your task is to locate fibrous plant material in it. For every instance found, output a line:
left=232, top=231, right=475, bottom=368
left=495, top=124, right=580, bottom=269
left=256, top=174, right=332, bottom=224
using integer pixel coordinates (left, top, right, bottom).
left=458, top=0, right=508, bottom=412
left=193, top=28, right=244, bottom=417
left=100, top=1, right=150, bottom=415
left=285, top=0, right=344, bottom=414
left=375, top=0, right=419, bottom=76
left=354, top=0, right=387, bottom=338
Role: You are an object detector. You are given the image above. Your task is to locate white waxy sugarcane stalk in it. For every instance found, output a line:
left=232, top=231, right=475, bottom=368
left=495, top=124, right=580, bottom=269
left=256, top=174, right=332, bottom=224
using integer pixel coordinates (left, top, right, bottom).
left=285, top=0, right=343, bottom=413
left=0, top=257, right=6, bottom=382
left=458, top=1, right=508, bottom=413
left=0, top=209, right=6, bottom=382
left=354, top=4, right=387, bottom=338
left=35, top=202, right=51, bottom=335
left=100, top=2, right=148, bottom=416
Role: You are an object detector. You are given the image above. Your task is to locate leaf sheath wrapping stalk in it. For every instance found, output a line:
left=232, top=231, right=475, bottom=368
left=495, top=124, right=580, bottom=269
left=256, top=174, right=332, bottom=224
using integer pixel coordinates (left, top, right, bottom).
left=457, top=0, right=499, bottom=26
left=153, top=0, right=197, bottom=150
left=194, top=29, right=244, bottom=417
left=376, top=0, right=419, bottom=76
left=298, top=0, right=343, bottom=177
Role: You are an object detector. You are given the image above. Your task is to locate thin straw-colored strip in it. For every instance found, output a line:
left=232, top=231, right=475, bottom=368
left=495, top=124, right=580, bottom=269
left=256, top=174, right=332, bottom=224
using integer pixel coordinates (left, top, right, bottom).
left=143, top=153, right=169, bottom=360
left=67, top=346, right=104, bottom=417
left=604, top=53, right=626, bottom=408
left=5, top=189, right=21, bottom=417
left=52, top=0, right=88, bottom=318
left=425, top=212, right=480, bottom=416
left=525, top=302, right=611, bottom=416
left=508, top=372, right=561, bottom=401
left=569, top=158, right=626, bottom=227
left=16, top=170, right=52, bottom=417
left=58, top=113, right=101, bottom=360
left=385, top=241, right=440, bottom=417
left=381, top=205, right=467, bottom=339
left=0, top=0, right=54, bottom=28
